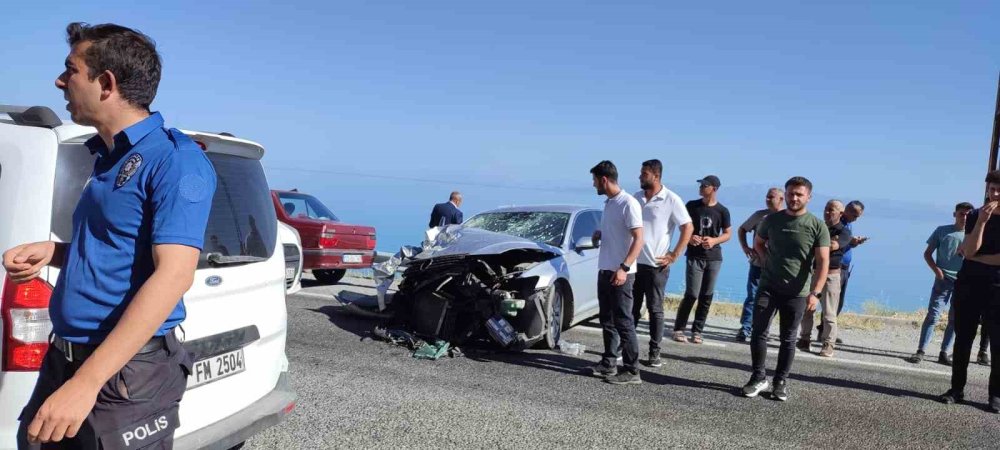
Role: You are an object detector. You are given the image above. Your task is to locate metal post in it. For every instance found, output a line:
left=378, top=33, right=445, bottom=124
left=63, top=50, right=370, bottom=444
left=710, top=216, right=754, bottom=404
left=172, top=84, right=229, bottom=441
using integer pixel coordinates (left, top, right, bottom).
left=989, top=72, right=1000, bottom=173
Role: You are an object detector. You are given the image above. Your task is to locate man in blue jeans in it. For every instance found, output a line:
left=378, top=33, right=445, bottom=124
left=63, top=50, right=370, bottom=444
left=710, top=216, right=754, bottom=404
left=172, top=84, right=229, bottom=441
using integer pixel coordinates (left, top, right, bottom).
left=736, top=188, right=784, bottom=342
left=907, top=203, right=974, bottom=365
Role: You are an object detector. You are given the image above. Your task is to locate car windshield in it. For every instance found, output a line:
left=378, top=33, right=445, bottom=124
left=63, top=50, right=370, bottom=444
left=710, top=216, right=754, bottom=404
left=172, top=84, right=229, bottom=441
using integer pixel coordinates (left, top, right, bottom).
left=464, top=211, right=571, bottom=246
left=277, top=192, right=340, bottom=221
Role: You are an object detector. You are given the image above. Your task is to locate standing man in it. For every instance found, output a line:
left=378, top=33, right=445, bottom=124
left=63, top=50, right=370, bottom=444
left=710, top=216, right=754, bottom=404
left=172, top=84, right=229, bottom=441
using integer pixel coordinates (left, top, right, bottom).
left=736, top=187, right=784, bottom=342
left=906, top=203, right=975, bottom=365
left=673, top=175, right=731, bottom=344
left=588, top=161, right=644, bottom=385
left=837, top=200, right=869, bottom=316
left=429, top=191, right=464, bottom=228
left=3, top=23, right=217, bottom=447
left=940, top=172, right=1000, bottom=412
left=631, top=160, right=693, bottom=368
left=797, top=200, right=852, bottom=357
left=741, top=177, right=830, bottom=402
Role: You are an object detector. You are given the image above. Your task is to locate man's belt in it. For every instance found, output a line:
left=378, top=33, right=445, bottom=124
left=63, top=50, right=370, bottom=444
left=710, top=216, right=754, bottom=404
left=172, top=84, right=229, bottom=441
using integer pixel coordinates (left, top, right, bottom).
left=50, top=334, right=168, bottom=363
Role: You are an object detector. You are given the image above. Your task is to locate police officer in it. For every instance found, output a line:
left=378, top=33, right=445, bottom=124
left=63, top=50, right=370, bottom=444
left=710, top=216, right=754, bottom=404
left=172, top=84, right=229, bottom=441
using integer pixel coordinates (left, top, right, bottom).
left=2, top=22, right=216, bottom=448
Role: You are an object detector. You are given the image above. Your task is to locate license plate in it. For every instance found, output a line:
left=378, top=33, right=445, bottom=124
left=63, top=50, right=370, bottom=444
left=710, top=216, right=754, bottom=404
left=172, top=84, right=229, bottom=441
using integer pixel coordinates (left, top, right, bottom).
left=189, top=348, right=245, bottom=389
left=343, top=254, right=362, bottom=263
left=285, top=267, right=295, bottom=279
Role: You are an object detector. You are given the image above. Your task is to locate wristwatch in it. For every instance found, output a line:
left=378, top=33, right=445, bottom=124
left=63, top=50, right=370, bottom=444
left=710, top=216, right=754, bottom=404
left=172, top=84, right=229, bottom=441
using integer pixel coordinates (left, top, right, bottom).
left=619, top=263, right=630, bottom=272
left=810, top=291, right=822, bottom=298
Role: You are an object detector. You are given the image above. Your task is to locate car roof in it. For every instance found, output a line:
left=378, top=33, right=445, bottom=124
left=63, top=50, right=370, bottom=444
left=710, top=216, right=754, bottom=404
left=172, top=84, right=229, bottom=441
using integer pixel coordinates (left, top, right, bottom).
left=478, top=204, right=599, bottom=214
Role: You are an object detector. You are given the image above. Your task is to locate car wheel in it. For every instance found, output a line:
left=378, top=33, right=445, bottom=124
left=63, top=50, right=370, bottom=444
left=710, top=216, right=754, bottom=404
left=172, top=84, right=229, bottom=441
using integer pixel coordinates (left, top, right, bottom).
left=542, top=286, right=564, bottom=349
left=313, top=269, right=347, bottom=284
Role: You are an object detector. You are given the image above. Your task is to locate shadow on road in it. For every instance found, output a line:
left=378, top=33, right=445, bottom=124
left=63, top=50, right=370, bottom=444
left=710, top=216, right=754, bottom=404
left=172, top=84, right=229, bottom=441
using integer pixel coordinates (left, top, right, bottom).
left=466, top=350, right=595, bottom=377
left=309, top=304, right=382, bottom=340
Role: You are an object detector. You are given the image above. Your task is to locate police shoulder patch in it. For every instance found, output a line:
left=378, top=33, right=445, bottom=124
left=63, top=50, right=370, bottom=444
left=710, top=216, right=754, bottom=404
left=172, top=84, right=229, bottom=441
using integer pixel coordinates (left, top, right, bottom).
left=116, top=153, right=143, bottom=188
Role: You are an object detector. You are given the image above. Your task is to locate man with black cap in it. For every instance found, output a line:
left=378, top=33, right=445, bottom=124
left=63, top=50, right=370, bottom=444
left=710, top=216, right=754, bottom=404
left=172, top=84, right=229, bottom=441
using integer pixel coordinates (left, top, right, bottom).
left=673, top=175, right=731, bottom=344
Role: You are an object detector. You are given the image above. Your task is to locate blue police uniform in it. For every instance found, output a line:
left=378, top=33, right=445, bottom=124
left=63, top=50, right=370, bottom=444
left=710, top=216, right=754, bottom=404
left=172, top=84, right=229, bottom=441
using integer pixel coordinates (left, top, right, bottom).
left=18, top=112, right=216, bottom=449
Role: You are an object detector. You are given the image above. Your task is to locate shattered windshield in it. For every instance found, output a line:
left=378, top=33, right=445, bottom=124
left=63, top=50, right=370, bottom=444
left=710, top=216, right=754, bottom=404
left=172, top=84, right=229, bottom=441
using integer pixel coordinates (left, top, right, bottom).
left=464, top=212, right=570, bottom=246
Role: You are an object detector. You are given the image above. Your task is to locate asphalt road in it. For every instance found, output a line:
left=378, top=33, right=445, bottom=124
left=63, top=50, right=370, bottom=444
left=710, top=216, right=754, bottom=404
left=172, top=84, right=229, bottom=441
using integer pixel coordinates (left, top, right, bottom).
left=247, top=278, right=1000, bottom=449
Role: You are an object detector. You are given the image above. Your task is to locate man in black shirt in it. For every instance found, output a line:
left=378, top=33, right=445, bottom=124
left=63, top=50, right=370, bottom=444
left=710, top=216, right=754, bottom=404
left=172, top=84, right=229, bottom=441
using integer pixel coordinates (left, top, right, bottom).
left=797, top=200, right=852, bottom=357
left=940, top=170, right=1000, bottom=413
left=673, top=175, right=731, bottom=344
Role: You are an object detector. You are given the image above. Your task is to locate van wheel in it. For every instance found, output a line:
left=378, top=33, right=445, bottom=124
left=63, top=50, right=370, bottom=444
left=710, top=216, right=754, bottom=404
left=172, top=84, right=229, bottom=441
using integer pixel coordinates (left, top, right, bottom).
left=314, top=269, right=347, bottom=284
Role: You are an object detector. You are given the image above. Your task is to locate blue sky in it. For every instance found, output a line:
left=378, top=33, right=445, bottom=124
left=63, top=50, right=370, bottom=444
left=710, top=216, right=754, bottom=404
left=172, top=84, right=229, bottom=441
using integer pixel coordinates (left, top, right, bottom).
left=4, top=1, right=999, bottom=253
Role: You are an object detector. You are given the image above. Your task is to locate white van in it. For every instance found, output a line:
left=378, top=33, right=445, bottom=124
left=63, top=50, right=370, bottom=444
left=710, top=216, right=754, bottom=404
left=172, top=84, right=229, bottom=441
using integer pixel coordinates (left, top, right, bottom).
left=0, top=105, right=296, bottom=449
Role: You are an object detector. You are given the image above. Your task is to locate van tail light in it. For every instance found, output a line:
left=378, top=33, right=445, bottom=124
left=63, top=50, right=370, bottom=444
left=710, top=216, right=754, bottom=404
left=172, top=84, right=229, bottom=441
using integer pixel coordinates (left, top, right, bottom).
left=318, top=226, right=338, bottom=249
left=2, top=277, right=53, bottom=372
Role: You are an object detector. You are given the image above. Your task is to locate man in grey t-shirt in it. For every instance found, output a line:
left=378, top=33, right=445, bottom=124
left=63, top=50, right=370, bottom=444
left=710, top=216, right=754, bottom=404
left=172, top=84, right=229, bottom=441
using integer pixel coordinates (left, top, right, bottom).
left=589, top=160, right=644, bottom=385
left=736, top=188, right=784, bottom=341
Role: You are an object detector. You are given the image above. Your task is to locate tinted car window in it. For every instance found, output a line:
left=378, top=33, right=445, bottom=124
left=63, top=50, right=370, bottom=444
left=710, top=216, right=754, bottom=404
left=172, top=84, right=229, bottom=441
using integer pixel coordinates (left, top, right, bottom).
left=277, top=192, right=339, bottom=221
left=570, top=211, right=599, bottom=248
left=201, top=153, right=277, bottom=267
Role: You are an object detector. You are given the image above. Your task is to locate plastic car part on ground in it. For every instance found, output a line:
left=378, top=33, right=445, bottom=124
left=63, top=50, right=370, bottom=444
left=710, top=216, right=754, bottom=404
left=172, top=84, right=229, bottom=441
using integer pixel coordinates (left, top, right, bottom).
left=370, top=225, right=563, bottom=351
left=372, top=326, right=463, bottom=360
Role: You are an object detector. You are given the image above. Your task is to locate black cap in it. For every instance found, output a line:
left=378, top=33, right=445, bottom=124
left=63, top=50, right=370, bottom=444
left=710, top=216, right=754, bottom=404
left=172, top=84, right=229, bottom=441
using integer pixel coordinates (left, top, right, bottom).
left=697, top=175, right=721, bottom=188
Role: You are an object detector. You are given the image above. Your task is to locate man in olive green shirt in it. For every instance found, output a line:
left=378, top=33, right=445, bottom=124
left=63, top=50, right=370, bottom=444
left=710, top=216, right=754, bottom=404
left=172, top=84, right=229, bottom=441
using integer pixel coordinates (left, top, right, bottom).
left=741, top=176, right=830, bottom=402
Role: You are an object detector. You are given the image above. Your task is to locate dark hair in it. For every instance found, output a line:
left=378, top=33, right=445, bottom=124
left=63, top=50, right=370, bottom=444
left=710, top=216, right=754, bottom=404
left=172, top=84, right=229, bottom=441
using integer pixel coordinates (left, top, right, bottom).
left=847, top=200, right=865, bottom=211
left=986, top=170, right=1000, bottom=184
left=66, top=22, right=161, bottom=110
left=784, top=176, right=813, bottom=192
left=956, top=202, right=974, bottom=212
left=590, top=160, right=618, bottom=183
left=641, top=159, right=662, bottom=178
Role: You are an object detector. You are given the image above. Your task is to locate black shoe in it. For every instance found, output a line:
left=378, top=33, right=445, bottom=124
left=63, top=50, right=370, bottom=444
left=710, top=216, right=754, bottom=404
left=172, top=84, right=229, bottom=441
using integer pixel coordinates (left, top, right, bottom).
left=772, top=379, right=789, bottom=402
left=836, top=337, right=844, bottom=345
left=588, top=363, right=617, bottom=378
left=978, top=351, right=991, bottom=366
left=605, top=371, right=642, bottom=385
left=939, top=390, right=965, bottom=405
left=938, top=352, right=953, bottom=366
left=989, top=397, right=1000, bottom=414
left=741, top=377, right=770, bottom=398
left=646, top=350, right=663, bottom=368
left=906, top=351, right=924, bottom=364
left=795, top=339, right=811, bottom=351
left=735, top=333, right=748, bottom=343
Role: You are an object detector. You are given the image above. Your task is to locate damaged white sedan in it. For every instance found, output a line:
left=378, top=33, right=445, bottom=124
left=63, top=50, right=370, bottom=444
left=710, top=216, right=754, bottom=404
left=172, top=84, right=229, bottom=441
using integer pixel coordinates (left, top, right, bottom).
left=376, top=205, right=604, bottom=351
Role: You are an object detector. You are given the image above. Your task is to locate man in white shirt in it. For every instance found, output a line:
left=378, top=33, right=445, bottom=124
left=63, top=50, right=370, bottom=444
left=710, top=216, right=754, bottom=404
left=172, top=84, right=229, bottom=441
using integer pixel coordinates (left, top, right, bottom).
left=589, top=160, right=644, bottom=385
left=632, top=160, right=693, bottom=367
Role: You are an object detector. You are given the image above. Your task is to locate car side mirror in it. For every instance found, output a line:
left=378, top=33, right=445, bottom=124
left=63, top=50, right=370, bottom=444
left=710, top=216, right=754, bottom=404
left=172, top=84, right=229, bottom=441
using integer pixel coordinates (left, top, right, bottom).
left=575, top=237, right=598, bottom=251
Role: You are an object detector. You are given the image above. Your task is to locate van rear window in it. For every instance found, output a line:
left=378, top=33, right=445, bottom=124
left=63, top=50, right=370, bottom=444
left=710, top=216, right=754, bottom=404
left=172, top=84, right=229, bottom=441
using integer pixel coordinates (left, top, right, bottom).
left=200, top=153, right=277, bottom=268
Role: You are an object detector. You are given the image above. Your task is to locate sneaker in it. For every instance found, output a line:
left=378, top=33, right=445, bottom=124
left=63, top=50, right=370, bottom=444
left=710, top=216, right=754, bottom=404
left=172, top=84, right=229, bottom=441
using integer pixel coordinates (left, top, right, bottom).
left=735, top=333, right=748, bottom=343
left=672, top=331, right=688, bottom=343
left=938, top=352, right=953, bottom=366
left=646, top=350, right=663, bottom=368
left=795, top=339, right=811, bottom=351
left=588, top=363, right=617, bottom=378
left=836, top=337, right=844, bottom=345
left=989, top=396, right=1000, bottom=414
left=771, top=379, right=789, bottom=401
left=818, top=343, right=835, bottom=357
left=978, top=351, right=991, bottom=366
left=906, top=351, right=924, bottom=364
left=938, top=389, right=965, bottom=405
left=691, top=333, right=704, bottom=344
left=741, top=377, right=770, bottom=398
left=605, top=371, right=642, bottom=385
left=616, top=356, right=623, bottom=365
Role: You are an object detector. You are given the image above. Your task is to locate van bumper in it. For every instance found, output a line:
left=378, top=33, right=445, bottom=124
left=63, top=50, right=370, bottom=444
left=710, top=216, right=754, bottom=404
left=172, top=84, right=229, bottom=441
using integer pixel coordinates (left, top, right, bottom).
left=175, top=371, right=296, bottom=450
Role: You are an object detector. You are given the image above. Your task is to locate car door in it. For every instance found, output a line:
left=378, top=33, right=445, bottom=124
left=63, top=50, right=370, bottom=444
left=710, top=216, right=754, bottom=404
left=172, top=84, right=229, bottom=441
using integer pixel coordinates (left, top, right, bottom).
left=563, top=210, right=601, bottom=322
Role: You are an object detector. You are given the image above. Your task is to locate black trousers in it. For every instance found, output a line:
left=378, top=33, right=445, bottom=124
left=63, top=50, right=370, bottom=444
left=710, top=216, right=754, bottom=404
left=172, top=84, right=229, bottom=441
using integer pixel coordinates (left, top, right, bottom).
left=598, top=270, right=639, bottom=373
left=632, top=264, right=670, bottom=352
left=675, top=259, right=722, bottom=334
left=18, top=332, right=192, bottom=450
left=750, top=289, right=808, bottom=382
left=950, top=269, right=1000, bottom=398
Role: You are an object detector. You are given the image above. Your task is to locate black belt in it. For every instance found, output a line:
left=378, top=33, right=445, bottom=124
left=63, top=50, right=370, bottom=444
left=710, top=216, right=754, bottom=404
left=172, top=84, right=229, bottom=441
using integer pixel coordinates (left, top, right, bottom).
left=50, top=334, right=168, bottom=363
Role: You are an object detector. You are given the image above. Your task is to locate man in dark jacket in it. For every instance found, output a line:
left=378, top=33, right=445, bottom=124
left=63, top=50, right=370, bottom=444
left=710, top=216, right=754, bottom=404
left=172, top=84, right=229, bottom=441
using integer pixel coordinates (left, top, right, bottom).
left=429, top=191, right=464, bottom=228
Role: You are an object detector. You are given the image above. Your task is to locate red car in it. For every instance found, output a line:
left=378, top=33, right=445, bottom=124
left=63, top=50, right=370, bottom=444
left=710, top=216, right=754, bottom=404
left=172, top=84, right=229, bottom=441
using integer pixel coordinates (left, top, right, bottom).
left=271, top=189, right=376, bottom=284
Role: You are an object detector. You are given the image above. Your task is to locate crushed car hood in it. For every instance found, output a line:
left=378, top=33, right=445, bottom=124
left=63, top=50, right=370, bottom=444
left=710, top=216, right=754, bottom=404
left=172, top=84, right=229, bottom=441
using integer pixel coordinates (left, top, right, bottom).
left=413, top=226, right=563, bottom=260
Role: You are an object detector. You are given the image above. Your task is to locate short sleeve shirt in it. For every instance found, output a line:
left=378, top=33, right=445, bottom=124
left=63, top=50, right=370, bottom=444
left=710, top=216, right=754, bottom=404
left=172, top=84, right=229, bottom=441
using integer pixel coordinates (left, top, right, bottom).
left=50, top=113, right=218, bottom=344
left=633, top=187, right=692, bottom=267
left=685, top=200, right=731, bottom=261
left=927, top=224, right=964, bottom=280
left=740, top=208, right=772, bottom=267
left=758, top=211, right=831, bottom=297
left=961, top=210, right=1000, bottom=275
left=598, top=191, right=643, bottom=273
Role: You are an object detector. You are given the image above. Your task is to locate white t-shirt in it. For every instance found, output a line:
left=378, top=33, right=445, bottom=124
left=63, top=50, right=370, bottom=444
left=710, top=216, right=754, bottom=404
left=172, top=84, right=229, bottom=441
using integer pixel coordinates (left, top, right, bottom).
left=598, top=190, right=643, bottom=273
left=634, top=187, right=692, bottom=267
